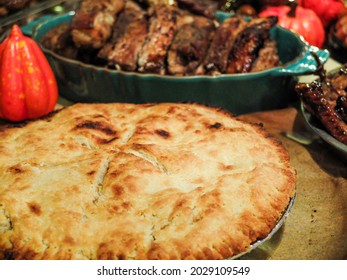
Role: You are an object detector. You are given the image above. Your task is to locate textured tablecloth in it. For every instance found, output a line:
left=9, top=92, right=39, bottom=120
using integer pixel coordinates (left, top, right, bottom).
left=238, top=106, right=347, bottom=260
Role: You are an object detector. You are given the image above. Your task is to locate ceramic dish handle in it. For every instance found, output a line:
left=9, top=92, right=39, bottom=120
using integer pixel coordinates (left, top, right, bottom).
left=275, top=46, right=330, bottom=76
left=20, top=15, right=54, bottom=36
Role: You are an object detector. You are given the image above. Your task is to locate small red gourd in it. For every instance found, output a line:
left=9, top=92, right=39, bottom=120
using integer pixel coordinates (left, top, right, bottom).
left=0, top=25, right=58, bottom=122
left=299, top=0, right=345, bottom=27
left=259, top=0, right=325, bottom=48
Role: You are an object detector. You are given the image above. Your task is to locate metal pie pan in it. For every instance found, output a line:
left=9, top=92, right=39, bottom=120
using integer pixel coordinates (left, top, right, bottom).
left=230, top=193, right=296, bottom=260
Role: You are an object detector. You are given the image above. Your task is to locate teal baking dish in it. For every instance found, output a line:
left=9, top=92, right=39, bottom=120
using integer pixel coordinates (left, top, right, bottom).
left=31, top=12, right=329, bottom=115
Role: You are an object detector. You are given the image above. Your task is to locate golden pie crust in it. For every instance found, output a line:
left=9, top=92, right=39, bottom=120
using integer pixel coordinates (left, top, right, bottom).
left=0, top=103, right=296, bottom=260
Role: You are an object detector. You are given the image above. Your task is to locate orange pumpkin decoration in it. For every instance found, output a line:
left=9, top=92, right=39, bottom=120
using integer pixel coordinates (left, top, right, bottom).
left=0, top=25, right=58, bottom=122
left=259, top=2, right=325, bottom=48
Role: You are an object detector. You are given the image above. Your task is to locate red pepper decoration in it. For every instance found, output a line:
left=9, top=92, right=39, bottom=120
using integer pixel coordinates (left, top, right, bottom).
left=0, top=25, right=58, bottom=122
left=259, top=0, right=325, bottom=48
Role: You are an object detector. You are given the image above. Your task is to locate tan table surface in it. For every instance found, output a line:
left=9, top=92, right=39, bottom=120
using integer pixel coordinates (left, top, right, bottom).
left=238, top=107, right=347, bottom=260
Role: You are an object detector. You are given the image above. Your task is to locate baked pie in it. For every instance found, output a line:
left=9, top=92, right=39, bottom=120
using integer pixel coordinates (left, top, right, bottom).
left=0, top=103, right=296, bottom=259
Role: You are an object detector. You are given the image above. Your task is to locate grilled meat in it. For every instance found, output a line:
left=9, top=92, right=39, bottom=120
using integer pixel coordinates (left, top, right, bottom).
left=296, top=81, right=347, bottom=145
left=226, top=16, right=278, bottom=74
left=251, top=39, right=280, bottom=72
left=329, top=65, right=347, bottom=97
left=98, top=1, right=148, bottom=72
left=137, top=4, right=177, bottom=74
left=296, top=54, right=347, bottom=145
left=134, top=0, right=174, bottom=6
left=327, top=66, right=347, bottom=123
left=335, top=96, right=347, bottom=123
left=40, top=1, right=281, bottom=76
left=40, top=23, right=78, bottom=60
left=175, top=7, right=196, bottom=28
left=0, top=0, right=30, bottom=10
left=71, top=0, right=125, bottom=49
left=176, top=0, right=218, bottom=19
left=167, top=16, right=215, bottom=75
left=203, top=15, right=247, bottom=75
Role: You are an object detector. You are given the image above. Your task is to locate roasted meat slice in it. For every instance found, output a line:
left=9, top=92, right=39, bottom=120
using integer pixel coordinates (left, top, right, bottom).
left=137, top=4, right=177, bottom=74
left=0, top=0, right=30, bottom=10
left=40, top=23, right=78, bottom=60
left=329, top=65, right=347, bottom=97
left=71, top=0, right=125, bottom=49
left=203, top=15, right=247, bottom=75
left=326, top=65, right=347, bottom=122
left=167, top=16, right=215, bottom=76
left=176, top=0, right=218, bottom=19
left=335, top=96, right=347, bottom=123
left=134, top=0, right=173, bottom=6
left=175, top=7, right=196, bottom=28
left=226, top=16, right=278, bottom=74
left=250, top=39, right=280, bottom=72
left=98, top=1, right=148, bottom=72
left=296, top=81, right=347, bottom=145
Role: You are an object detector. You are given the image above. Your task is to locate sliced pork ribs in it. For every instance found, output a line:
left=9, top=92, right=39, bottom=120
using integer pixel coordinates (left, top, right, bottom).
left=137, top=3, right=177, bottom=74
left=71, top=0, right=125, bottom=49
left=296, top=63, right=347, bottom=145
left=203, top=15, right=247, bottom=75
left=98, top=1, right=148, bottom=72
left=176, top=0, right=218, bottom=19
left=167, top=15, right=215, bottom=76
left=226, top=16, right=278, bottom=74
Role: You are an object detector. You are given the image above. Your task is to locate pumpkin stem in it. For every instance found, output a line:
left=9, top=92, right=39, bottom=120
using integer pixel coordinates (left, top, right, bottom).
left=9, top=25, right=23, bottom=38
left=287, top=0, right=298, bottom=17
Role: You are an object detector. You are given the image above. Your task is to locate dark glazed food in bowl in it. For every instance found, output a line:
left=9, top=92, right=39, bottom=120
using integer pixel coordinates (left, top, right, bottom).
left=296, top=65, right=347, bottom=161
left=32, top=12, right=329, bottom=115
left=301, top=102, right=347, bottom=162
